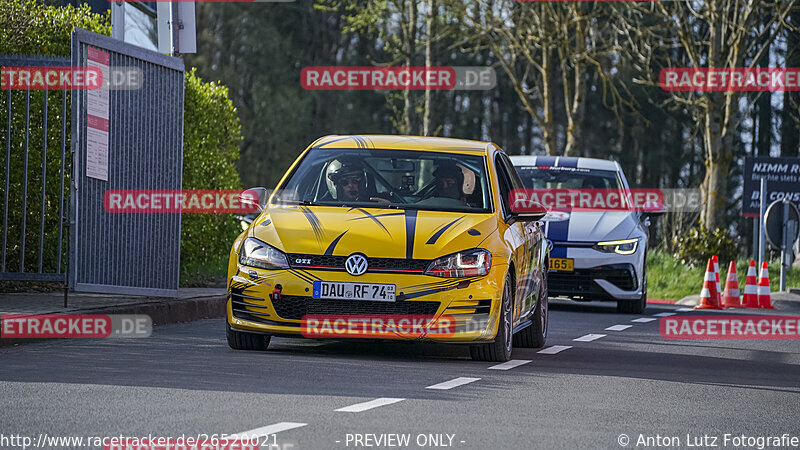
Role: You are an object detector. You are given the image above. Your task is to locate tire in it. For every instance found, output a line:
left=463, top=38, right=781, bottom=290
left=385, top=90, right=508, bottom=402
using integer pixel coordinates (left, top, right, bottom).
left=514, top=270, right=548, bottom=348
left=226, top=323, right=271, bottom=351
left=616, top=265, right=646, bottom=314
left=470, top=273, right=513, bottom=362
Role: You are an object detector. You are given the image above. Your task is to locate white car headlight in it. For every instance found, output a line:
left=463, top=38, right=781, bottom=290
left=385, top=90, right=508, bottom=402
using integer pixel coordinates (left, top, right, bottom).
left=595, top=238, right=639, bottom=255
left=425, top=249, right=492, bottom=278
left=239, top=237, right=289, bottom=270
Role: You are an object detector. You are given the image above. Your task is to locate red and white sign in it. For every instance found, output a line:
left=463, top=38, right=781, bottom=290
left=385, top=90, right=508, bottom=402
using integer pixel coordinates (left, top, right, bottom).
left=86, top=47, right=110, bottom=181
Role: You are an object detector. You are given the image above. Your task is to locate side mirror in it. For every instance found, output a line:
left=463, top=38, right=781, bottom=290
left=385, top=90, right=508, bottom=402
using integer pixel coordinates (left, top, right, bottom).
left=240, top=187, right=269, bottom=213
left=509, top=200, right=547, bottom=223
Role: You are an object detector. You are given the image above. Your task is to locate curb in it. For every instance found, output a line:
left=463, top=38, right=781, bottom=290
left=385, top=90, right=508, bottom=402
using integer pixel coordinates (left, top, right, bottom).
left=0, top=295, right=227, bottom=348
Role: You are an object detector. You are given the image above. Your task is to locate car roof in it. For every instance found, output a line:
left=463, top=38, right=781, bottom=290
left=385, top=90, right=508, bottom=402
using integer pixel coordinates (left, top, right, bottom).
left=509, top=155, right=620, bottom=171
left=312, top=135, right=491, bottom=155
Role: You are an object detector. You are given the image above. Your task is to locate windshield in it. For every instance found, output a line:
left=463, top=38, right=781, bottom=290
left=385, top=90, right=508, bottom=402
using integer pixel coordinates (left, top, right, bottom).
left=516, top=166, right=623, bottom=190
left=274, top=148, right=492, bottom=213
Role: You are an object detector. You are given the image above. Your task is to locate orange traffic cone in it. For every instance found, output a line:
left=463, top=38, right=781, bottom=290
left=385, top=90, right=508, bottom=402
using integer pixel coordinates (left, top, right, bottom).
left=695, top=259, right=723, bottom=310
left=742, top=260, right=759, bottom=308
left=757, top=261, right=774, bottom=309
left=721, top=261, right=743, bottom=308
left=712, top=255, right=722, bottom=305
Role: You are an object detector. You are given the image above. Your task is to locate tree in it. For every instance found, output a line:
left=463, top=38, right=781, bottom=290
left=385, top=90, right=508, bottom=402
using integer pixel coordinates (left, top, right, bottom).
left=459, top=1, right=637, bottom=156
left=780, top=5, right=800, bottom=157
left=625, top=0, right=797, bottom=229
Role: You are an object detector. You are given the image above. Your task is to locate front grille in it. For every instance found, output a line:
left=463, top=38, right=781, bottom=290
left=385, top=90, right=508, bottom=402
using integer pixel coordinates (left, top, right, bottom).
left=272, top=295, right=440, bottom=320
left=287, top=254, right=430, bottom=273
left=549, top=264, right=637, bottom=298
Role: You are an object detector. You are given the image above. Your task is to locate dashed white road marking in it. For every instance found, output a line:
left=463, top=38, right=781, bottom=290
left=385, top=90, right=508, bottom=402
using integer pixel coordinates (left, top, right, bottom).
left=537, top=345, right=572, bottom=354
left=335, top=398, right=405, bottom=412
left=676, top=307, right=694, bottom=312
left=573, top=334, right=606, bottom=342
left=231, top=422, right=307, bottom=438
left=605, top=325, right=632, bottom=331
left=488, top=360, right=532, bottom=370
left=653, top=312, right=677, bottom=317
left=426, top=377, right=481, bottom=390
left=631, top=317, right=657, bottom=323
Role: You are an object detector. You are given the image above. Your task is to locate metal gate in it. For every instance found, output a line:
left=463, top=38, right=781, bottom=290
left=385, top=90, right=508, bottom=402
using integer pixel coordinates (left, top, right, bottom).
left=0, top=55, right=71, bottom=282
left=71, top=29, right=184, bottom=297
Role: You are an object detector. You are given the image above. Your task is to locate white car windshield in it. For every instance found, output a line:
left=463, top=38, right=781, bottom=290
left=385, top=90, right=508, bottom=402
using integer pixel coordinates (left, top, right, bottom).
left=274, top=148, right=492, bottom=213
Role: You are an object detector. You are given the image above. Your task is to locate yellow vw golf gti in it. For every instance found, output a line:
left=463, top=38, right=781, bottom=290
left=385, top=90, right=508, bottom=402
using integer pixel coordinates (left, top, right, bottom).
left=226, top=135, right=549, bottom=361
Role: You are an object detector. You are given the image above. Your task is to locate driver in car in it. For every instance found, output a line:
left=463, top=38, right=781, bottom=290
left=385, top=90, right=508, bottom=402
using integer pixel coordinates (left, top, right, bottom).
left=328, top=163, right=367, bottom=202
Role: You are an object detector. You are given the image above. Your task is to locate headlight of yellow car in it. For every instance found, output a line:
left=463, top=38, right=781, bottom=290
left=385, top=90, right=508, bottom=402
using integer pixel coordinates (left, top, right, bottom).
left=425, top=249, right=492, bottom=278
left=239, top=237, right=289, bottom=270
left=594, top=238, right=639, bottom=255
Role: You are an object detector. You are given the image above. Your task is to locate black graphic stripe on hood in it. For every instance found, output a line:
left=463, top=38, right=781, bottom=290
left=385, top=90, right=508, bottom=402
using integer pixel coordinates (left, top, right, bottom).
left=426, top=217, right=464, bottom=245
left=299, top=205, right=324, bottom=245
left=349, top=209, right=405, bottom=235
left=325, top=231, right=348, bottom=255
left=404, top=210, right=418, bottom=259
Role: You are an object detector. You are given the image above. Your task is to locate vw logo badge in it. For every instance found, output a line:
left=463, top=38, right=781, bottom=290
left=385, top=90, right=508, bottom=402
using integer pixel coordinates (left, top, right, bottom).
left=345, top=254, right=368, bottom=276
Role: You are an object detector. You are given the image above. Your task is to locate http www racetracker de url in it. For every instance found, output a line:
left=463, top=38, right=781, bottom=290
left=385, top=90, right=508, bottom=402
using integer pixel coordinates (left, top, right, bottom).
left=0, top=433, right=276, bottom=450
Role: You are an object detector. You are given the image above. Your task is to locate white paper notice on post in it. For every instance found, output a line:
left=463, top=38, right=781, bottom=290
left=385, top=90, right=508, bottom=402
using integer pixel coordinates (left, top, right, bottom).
left=86, top=47, right=109, bottom=181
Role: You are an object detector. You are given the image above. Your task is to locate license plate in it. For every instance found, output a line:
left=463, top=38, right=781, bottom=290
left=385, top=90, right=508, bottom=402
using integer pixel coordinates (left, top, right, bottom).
left=312, top=281, right=396, bottom=302
left=549, top=258, right=574, bottom=272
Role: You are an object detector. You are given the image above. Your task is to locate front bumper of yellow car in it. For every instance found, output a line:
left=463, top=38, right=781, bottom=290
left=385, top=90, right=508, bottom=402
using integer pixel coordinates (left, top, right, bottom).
left=226, top=260, right=507, bottom=343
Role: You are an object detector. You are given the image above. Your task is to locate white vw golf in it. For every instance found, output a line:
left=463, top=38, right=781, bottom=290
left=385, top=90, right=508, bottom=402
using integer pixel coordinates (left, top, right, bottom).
left=510, top=156, right=651, bottom=314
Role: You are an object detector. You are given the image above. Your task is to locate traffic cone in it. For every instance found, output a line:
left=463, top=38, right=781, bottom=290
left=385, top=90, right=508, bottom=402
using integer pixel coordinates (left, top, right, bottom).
left=695, top=259, right=723, bottom=310
left=712, top=255, right=722, bottom=305
left=721, top=261, right=743, bottom=308
left=757, top=261, right=774, bottom=309
left=742, top=260, right=759, bottom=308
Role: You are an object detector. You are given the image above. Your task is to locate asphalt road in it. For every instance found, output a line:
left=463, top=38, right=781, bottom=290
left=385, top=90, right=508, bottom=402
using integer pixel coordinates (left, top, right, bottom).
left=1, top=300, right=799, bottom=450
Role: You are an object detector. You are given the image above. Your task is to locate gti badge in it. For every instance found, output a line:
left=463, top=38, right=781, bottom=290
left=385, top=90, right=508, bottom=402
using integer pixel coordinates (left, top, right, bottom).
left=345, top=254, right=368, bottom=276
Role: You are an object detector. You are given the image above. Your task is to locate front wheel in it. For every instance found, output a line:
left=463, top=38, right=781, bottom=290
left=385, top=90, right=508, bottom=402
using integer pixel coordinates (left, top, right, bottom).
left=226, top=323, right=271, bottom=350
left=514, top=270, right=548, bottom=348
left=470, top=273, right=513, bottom=362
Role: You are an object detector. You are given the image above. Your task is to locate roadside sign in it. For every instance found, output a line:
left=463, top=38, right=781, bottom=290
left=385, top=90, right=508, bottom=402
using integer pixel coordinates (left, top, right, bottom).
left=764, top=200, right=800, bottom=250
left=743, top=156, right=800, bottom=216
